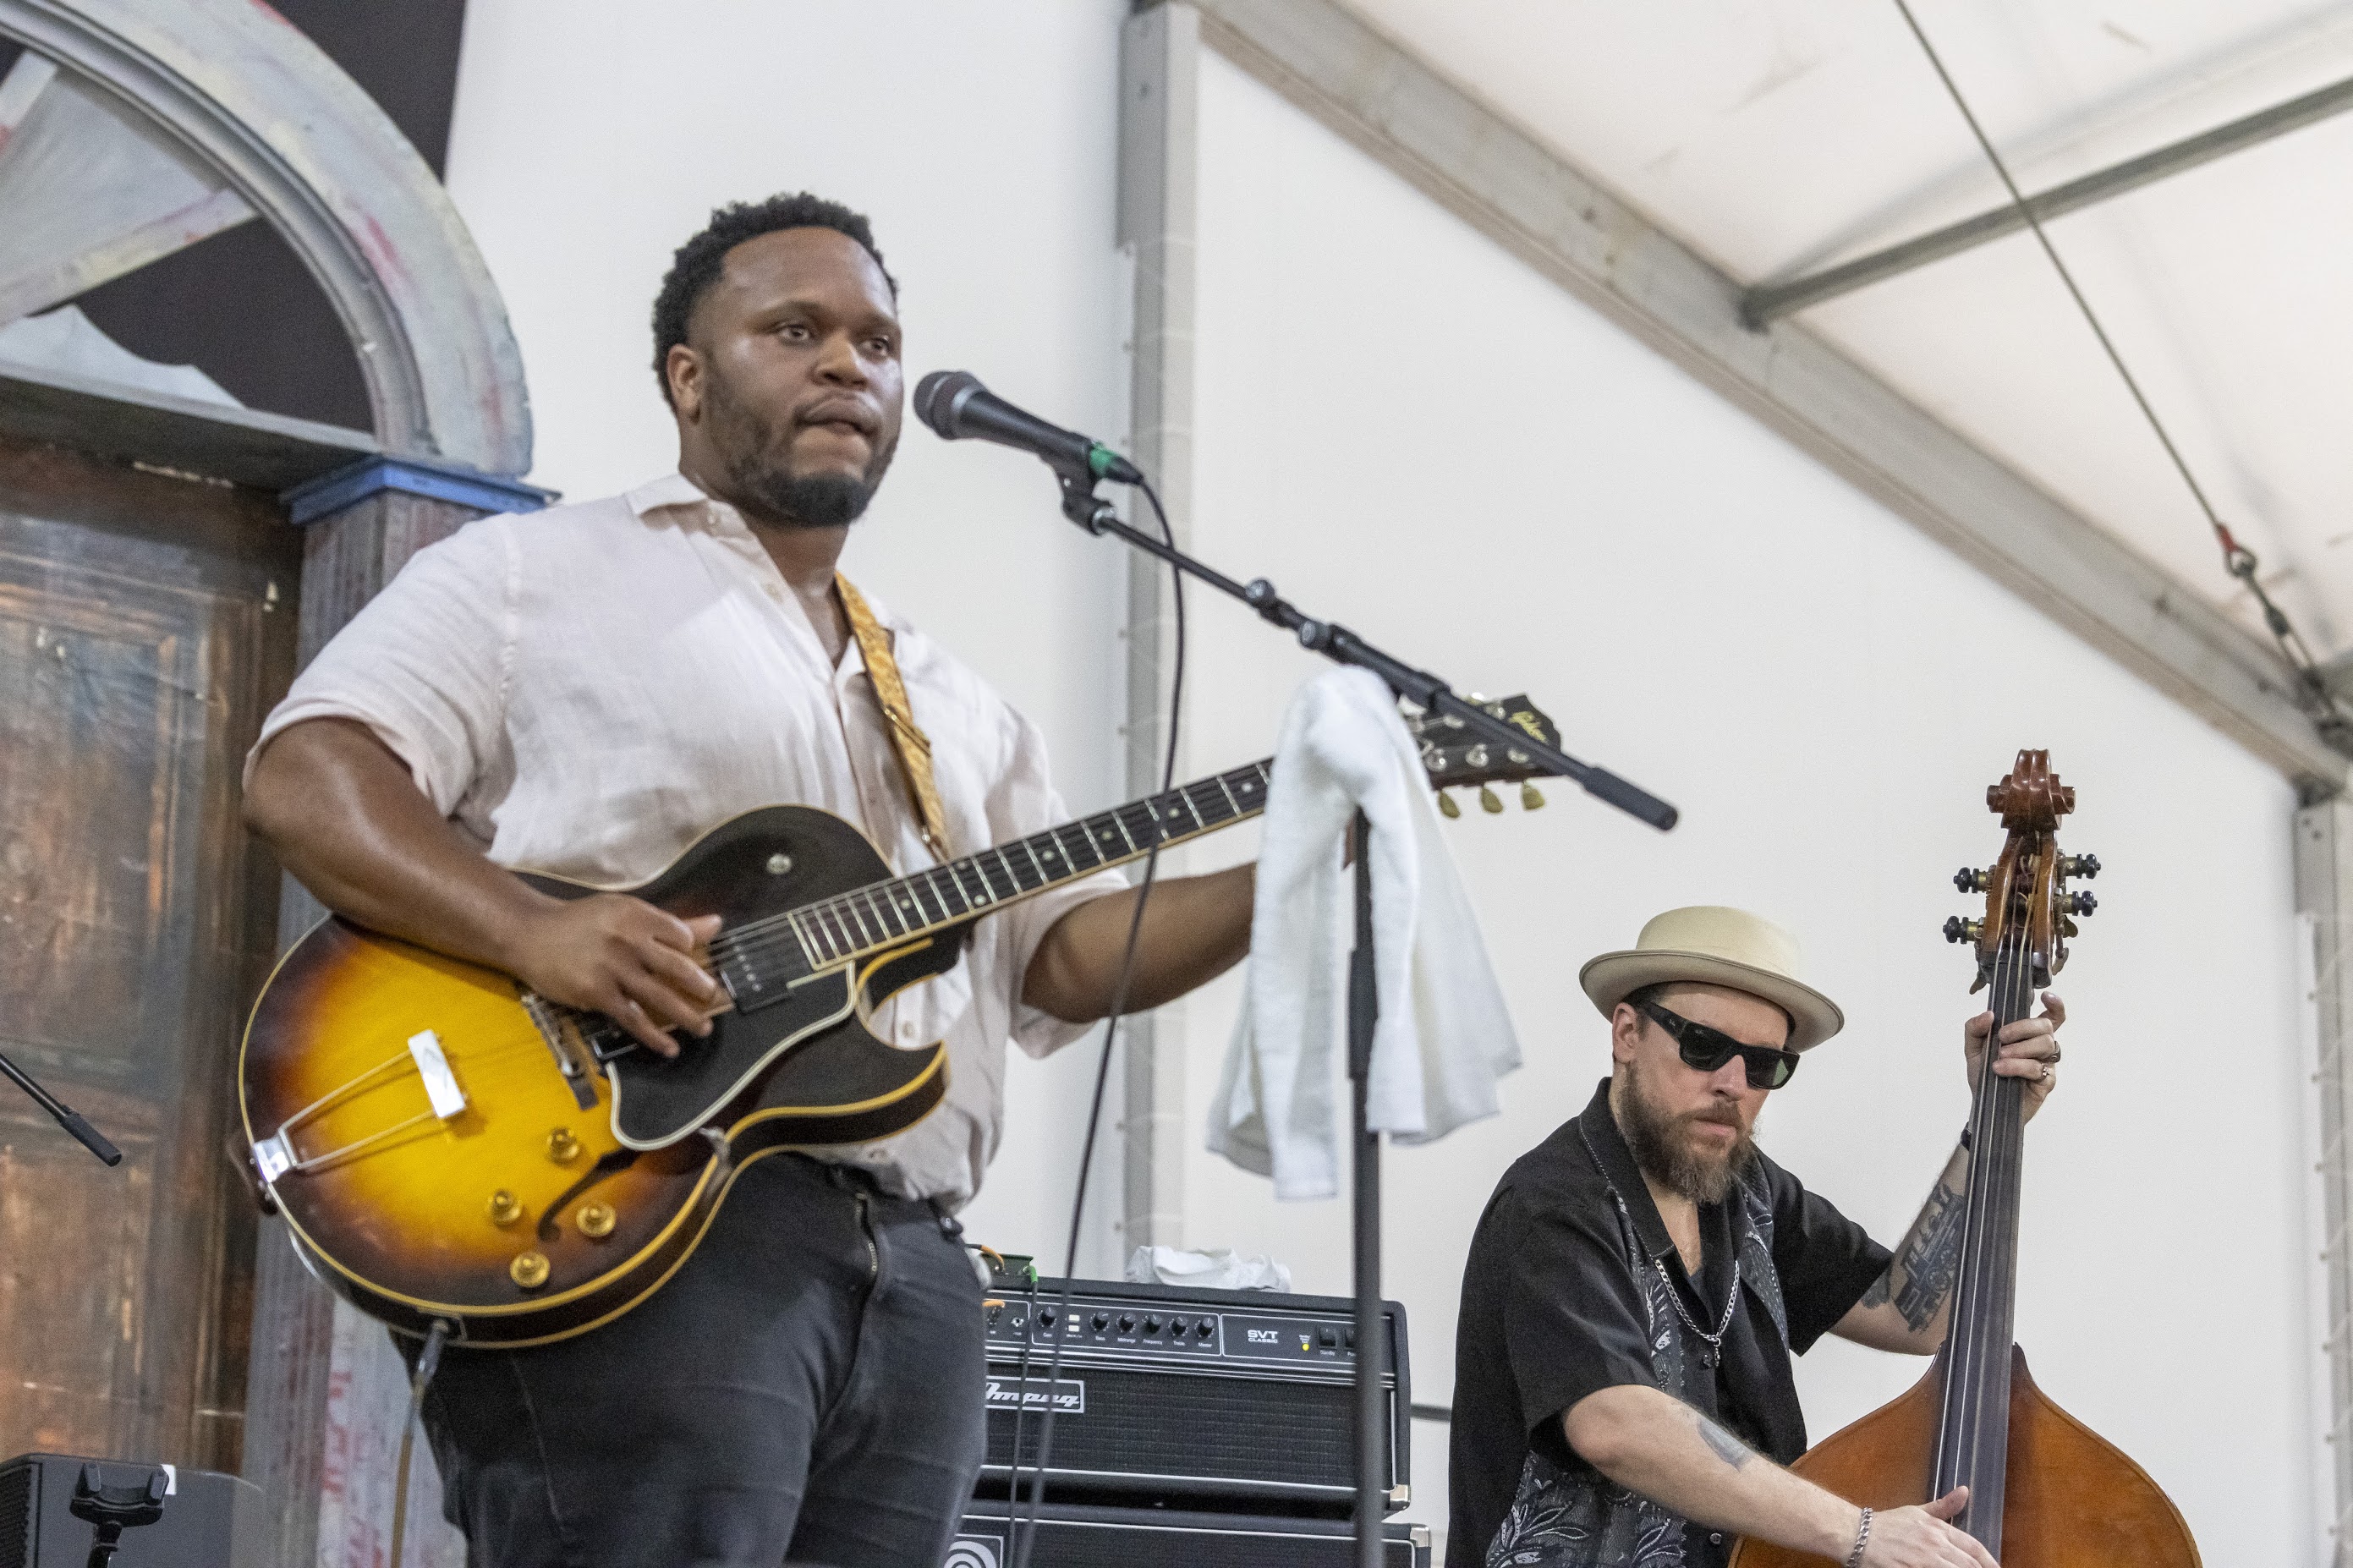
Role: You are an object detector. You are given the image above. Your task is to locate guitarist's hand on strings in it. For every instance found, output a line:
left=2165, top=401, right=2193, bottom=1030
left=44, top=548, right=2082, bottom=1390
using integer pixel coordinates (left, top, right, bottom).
left=245, top=718, right=724, bottom=1057
left=1963, top=991, right=2065, bottom=1123
left=507, top=896, right=724, bottom=1057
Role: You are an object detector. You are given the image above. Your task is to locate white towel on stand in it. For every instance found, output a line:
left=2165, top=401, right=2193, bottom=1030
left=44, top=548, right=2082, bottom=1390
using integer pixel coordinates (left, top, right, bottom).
left=1207, top=669, right=1522, bottom=1199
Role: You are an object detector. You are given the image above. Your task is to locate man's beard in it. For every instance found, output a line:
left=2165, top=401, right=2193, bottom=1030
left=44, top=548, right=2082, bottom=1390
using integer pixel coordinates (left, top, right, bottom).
left=1620, top=1055, right=1758, bottom=1205
left=706, top=370, right=897, bottom=529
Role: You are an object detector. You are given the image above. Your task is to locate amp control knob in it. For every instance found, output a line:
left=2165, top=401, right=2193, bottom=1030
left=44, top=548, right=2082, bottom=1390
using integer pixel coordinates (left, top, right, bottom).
left=1116, top=1313, right=1136, bottom=1333
left=1142, top=1315, right=1162, bottom=1335
left=1091, top=1312, right=1110, bottom=1331
left=1195, top=1320, right=1215, bottom=1340
left=1038, top=1308, right=1057, bottom=1329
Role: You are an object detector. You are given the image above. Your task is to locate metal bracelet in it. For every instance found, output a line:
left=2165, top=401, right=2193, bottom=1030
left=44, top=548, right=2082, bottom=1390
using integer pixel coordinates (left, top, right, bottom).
left=1845, top=1506, right=1873, bottom=1568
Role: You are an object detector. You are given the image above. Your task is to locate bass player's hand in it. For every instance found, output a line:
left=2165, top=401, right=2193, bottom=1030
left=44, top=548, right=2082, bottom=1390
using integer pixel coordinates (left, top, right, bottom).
left=1862, top=1488, right=1999, bottom=1567
left=504, top=895, right=723, bottom=1057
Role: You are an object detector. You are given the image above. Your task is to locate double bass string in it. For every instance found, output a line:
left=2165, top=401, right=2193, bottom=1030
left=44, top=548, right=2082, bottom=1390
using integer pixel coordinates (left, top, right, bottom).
left=1942, top=907, right=2035, bottom=1543
left=1938, top=913, right=2029, bottom=1528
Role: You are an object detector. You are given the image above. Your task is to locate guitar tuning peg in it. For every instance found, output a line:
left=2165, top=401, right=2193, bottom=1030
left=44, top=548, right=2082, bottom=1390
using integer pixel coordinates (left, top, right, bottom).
left=1520, top=781, right=1546, bottom=810
left=1437, top=790, right=1461, bottom=819
left=1478, top=785, right=1503, bottom=814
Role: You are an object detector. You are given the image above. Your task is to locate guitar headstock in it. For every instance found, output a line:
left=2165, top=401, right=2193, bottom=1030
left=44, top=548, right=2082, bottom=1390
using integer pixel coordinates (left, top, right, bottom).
left=1404, top=694, right=1561, bottom=816
left=1945, top=748, right=2098, bottom=990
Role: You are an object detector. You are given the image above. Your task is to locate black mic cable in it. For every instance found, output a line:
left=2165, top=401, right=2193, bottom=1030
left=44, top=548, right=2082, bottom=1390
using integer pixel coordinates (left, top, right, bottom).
left=1007, top=474, right=1186, bottom=1568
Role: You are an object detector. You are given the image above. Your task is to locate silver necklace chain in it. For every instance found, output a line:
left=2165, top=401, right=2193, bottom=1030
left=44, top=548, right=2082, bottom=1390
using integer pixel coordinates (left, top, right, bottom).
left=1654, top=1254, right=1741, bottom=1358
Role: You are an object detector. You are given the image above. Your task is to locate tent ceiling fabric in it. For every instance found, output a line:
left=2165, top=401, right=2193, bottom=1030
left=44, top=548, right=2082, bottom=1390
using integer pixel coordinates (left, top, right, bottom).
left=1338, top=0, right=2353, bottom=661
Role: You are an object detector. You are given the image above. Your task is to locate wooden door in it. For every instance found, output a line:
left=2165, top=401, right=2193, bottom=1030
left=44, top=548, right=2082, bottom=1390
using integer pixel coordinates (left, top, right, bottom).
left=0, top=430, right=298, bottom=1472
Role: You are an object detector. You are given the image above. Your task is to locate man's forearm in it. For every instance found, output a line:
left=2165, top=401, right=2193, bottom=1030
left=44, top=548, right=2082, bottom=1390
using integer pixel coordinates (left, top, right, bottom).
left=245, top=717, right=555, bottom=972
left=1563, top=1386, right=1858, bottom=1559
left=1850, top=1139, right=1972, bottom=1351
left=1023, top=863, right=1254, bottom=1022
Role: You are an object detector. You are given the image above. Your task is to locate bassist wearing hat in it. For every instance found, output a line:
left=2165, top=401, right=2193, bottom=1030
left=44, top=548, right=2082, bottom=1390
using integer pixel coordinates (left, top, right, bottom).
left=1448, top=907, right=2062, bottom=1568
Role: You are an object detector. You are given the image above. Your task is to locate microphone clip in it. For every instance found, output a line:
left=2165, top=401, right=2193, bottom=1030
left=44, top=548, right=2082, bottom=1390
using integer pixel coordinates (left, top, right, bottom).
left=1057, top=469, right=1119, bottom=536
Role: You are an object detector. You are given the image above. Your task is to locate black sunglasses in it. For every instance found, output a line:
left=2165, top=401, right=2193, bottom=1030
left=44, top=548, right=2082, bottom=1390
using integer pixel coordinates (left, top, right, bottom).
left=1635, top=999, right=1800, bottom=1090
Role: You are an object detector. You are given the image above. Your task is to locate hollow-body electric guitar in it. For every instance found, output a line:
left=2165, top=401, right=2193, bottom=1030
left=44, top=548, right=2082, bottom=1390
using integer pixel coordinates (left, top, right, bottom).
left=239, top=699, right=1556, bottom=1346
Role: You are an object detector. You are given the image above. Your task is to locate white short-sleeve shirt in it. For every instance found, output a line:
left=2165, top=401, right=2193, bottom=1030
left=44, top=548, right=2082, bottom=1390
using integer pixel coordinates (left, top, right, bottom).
left=250, top=471, right=1122, bottom=1208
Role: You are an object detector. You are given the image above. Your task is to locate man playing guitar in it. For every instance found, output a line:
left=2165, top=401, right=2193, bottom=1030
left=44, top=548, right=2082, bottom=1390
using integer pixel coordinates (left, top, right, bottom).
left=243, top=192, right=1255, bottom=1567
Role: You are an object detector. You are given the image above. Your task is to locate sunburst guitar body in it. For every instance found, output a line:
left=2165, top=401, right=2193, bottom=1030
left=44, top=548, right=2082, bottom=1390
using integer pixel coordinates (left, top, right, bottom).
left=241, top=807, right=956, bottom=1346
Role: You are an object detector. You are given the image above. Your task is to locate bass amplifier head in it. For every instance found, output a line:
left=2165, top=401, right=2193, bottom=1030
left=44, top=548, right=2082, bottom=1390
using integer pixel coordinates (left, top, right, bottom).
left=953, top=1497, right=1429, bottom=1568
left=0, top=1455, right=265, bottom=1568
left=978, top=1277, right=1409, bottom=1517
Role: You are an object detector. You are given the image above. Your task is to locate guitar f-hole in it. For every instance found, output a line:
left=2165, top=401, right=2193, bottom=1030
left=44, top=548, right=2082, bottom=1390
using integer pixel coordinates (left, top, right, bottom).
left=535, top=1149, right=640, bottom=1242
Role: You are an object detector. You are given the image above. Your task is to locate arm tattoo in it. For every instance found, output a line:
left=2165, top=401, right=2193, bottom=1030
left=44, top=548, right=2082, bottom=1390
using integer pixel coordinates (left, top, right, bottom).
left=1695, top=1413, right=1755, bottom=1471
left=1890, top=1179, right=1967, bottom=1332
left=1858, top=1269, right=1891, bottom=1308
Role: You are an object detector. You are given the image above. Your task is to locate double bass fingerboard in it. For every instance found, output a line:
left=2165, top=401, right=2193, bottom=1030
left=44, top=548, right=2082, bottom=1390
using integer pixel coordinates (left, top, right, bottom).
left=1931, top=918, right=2037, bottom=1552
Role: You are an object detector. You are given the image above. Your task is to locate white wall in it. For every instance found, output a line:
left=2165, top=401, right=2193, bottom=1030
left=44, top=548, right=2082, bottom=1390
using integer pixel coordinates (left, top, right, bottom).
left=1173, top=46, right=2317, bottom=1565
left=442, top=0, right=1138, bottom=1275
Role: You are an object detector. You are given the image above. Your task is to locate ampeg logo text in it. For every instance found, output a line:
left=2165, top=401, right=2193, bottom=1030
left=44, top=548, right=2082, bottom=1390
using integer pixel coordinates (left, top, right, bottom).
left=984, top=1376, right=1084, bottom=1415
left=945, top=1535, right=1004, bottom=1568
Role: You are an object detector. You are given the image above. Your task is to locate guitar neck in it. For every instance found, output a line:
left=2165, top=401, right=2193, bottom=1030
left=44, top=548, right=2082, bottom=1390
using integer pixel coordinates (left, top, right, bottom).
left=720, top=758, right=1275, bottom=990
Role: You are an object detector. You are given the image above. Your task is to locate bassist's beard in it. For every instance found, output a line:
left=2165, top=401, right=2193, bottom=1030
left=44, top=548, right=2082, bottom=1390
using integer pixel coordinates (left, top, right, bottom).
left=1620, top=1055, right=1758, bottom=1206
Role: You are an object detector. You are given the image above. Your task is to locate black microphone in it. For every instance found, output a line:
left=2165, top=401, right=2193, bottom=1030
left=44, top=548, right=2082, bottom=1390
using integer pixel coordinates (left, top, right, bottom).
left=913, top=370, right=1144, bottom=485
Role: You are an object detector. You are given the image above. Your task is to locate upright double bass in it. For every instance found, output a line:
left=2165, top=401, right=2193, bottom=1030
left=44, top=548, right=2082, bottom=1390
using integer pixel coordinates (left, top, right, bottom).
left=1731, top=752, right=2197, bottom=1566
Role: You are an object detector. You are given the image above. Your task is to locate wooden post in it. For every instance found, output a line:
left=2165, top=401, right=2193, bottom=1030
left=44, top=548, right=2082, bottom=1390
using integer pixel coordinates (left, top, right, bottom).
left=239, top=460, right=547, bottom=1568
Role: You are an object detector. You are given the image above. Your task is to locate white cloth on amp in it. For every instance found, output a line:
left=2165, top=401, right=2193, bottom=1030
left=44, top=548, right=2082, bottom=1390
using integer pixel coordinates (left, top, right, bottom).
left=1207, top=669, right=1522, bottom=1200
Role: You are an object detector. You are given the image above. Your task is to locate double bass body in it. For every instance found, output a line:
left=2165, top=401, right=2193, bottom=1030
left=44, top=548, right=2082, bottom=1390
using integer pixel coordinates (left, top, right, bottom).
left=1730, top=1346, right=2196, bottom=1566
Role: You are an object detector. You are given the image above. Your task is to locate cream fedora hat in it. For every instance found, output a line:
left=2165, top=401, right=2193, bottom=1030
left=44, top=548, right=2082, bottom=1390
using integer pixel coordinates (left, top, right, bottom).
left=1578, top=906, right=1844, bottom=1051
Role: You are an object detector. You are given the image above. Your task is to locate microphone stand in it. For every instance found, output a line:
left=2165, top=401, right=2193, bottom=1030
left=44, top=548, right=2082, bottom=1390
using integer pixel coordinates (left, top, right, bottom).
left=0, top=1048, right=123, bottom=1165
left=1055, top=469, right=1676, bottom=1568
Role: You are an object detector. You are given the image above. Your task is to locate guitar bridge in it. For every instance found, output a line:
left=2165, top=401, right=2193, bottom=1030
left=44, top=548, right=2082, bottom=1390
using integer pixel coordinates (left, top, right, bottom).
left=522, top=992, right=600, bottom=1110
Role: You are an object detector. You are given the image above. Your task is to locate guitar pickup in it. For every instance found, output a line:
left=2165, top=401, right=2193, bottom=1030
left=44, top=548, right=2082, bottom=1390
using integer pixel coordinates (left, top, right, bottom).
left=408, top=1030, right=468, bottom=1120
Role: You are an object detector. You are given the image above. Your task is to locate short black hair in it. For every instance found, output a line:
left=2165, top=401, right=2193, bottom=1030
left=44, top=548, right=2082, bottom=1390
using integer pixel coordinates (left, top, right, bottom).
left=650, top=192, right=897, bottom=407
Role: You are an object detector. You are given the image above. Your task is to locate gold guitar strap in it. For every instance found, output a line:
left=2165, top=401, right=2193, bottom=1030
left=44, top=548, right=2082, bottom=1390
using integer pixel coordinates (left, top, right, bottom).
left=836, top=573, right=954, bottom=864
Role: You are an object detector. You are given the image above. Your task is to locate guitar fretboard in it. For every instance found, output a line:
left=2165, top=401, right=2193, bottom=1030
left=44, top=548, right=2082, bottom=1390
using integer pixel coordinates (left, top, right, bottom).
left=716, top=759, right=1275, bottom=998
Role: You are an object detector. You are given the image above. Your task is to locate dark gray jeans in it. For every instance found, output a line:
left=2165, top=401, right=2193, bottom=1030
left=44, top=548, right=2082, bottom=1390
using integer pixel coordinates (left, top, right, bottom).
left=416, top=1153, right=987, bottom=1567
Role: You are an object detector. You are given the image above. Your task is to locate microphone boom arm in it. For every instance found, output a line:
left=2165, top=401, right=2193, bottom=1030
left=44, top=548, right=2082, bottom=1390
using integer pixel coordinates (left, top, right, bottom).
left=1057, top=472, right=1677, bottom=831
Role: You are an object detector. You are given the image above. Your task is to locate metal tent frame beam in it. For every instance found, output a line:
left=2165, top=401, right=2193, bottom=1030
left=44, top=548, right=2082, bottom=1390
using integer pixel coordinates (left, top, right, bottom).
left=1166, top=0, right=2345, bottom=793
left=1743, top=71, right=2353, bottom=326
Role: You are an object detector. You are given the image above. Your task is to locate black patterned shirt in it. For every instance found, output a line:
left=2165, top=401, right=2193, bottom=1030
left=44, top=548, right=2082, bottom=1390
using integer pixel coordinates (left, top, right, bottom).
left=1446, top=1081, right=1890, bottom=1568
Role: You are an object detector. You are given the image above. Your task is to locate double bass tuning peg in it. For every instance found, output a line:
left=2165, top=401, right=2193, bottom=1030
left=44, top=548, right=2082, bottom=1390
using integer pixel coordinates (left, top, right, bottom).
left=1943, top=916, right=1983, bottom=946
left=2061, top=853, right=2101, bottom=880
left=1954, top=867, right=1989, bottom=893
